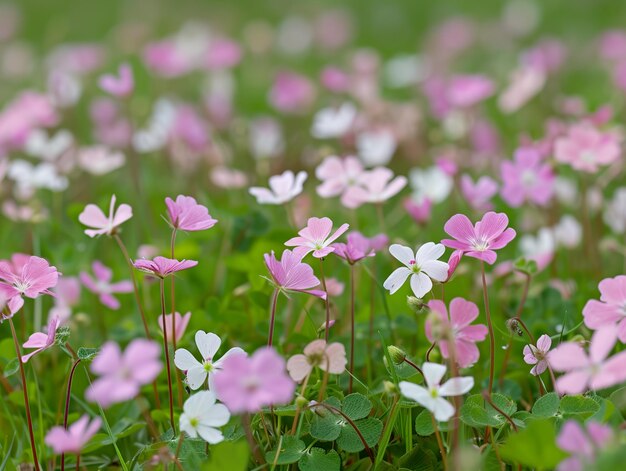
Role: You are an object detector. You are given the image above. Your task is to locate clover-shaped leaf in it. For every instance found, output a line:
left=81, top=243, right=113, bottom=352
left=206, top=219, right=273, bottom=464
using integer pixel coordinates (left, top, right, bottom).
left=298, top=447, right=340, bottom=471
left=265, top=436, right=306, bottom=465
left=460, top=393, right=517, bottom=428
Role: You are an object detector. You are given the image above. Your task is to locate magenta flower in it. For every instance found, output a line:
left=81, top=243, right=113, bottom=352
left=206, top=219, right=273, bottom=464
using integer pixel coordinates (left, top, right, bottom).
left=98, top=63, right=134, bottom=97
left=269, top=71, right=315, bottom=114
left=158, top=312, right=192, bottom=344
left=500, top=147, right=554, bottom=207
left=213, top=347, right=296, bottom=413
left=548, top=326, right=626, bottom=395
left=556, top=420, right=613, bottom=471
left=554, top=123, right=621, bottom=173
left=286, top=340, right=347, bottom=382
left=342, top=167, right=407, bottom=208
left=446, top=74, right=495, bottom=108
left=264, top=250, right=326, bottom=299
left=583, top=276, right=626, bottom=341
left=523, top=334, right=552, bottom=375
left=442, top=212, right=516, bottom=265
left=78, top=194, right=133, bottom=238
left=133, top=256, right=198, bottom=278
left=86, top=339, right=162, bottom=407
left=332, top=231, right=388, bottom=264
left=80, top=261, right=133, bottom=310
left=425, top=298, right=488, bottom=368
left=285, top=217, right=349, bottom=259
left=22, top=316, right=60, bottom=363
left=460, top=175, right=499, bottom=211
left=404, top=197, right=432, bottom=225
left=45, top=415, right=102, bottom=455
left=0, top=254, right=59, bottom=313
left=165, top=195, right=217, bottom=232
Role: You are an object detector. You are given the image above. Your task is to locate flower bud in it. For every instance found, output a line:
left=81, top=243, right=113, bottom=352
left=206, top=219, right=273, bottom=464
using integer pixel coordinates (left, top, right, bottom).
left=506, top=318, right=523, bottom=337
left=383, top=380, right=399, bottom=395
left=387, top=345, right=407, bottom=365
left=407, top=296, right=426, bottom=314
left=295, top=395, right=309, bottom=409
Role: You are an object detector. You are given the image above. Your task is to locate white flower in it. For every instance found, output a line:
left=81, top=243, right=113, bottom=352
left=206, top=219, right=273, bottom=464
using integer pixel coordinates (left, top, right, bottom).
left=409, top=166, right=453, bottom=204
left=249, top=170, right=307, bottom=205
left=519, top=228, right=555, bottom=259
left=311, top=103, right=356, bottom=139
left=132, top=99, right=176, bottom=153
left=356, top=129, right=397, bottom=167
left=174, top=331, right=245, bottom=390
left=399, top=362, right=474, bottom=422
left=249, top=117, right=284, bottom=160
left=604, top=188, right=626, bottom=234
left=383, top=243, right=448, bottom=299
left=384, top=54, right=426, bottom=89
left=553, top=176, right=578, bottom=207
left=8, top=160, right=68, bottom=196
left=179, top=391, right=230, bottom=444
left=25, top=129, right=73, bottom=161
left=552, top=215, right=582, bottom=248
left=78, top=146, right=125, bottom=175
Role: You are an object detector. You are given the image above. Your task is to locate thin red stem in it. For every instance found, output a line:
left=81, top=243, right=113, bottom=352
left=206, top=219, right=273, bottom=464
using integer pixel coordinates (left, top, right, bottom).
left=159, top=279, right=176, bottom=433
left=480, top=262, right=496, bottom=397
left=349, top=264, right=355, bottom=393
left=267, top=288, right=279, bottom=347
left=61, top=358, right=81, bottom=471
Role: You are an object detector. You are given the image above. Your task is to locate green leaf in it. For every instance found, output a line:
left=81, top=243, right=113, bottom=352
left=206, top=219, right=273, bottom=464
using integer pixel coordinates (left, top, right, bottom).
left=336, top=417, right=383, bottom=453
left=342, top=393, right=372, bottom=420
left=265, top=436, right=306, bottom=465
left=560, top=395, right=600, bottom=417
left=398, top=446, right=437, bottom=471
left=609, top=387, right=626, bottom=417
left=500, top=419, right=568, bottom=469
left=532, top=392, right=560, bottom=418
left=460, top=393, right=517, bottom=428
left=77, top=347, right=99, bottom=361
left=414, top=409, right=451, bottom=436
left=310, top=413, right=341, bottom=442
left=3, top=358, right=19, bottom=377
left=298, top=448, right=340, bottom=471
left=201, top=440, right=248, bottom=471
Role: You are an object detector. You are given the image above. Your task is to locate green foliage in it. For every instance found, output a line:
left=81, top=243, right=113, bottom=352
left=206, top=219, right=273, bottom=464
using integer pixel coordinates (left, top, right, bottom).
left=202, top=440, right=249, bottom=471
left=460, top=393, right=517, bottom=428
left=298, top=447, right=341, bottom=471
left=265, top=436, right=306, bottom=465
left=532, top=392, right=560, bottom=418
left=500, top=419, right=568, bottom=469
left=77, top=347, right=99, bottom=360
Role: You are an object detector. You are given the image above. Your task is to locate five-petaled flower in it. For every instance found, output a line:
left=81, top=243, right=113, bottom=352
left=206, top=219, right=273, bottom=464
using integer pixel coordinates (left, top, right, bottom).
left=0, top=254, right=60, bottom=314
left=179, top=391, right=230, bottom=444
left=582, top=275, right=626, bottom=342
left=285, top=217, right=349, bottom=259
left=133, top=256, right=198, bottom=278
left=286, top=339, right=347, bottom=382
left=264, top=249, right=326, bottom=299
left=523, top=334, right=552, bottom=376
left=45, top=415, right=102, bottom=455
left=165, top=195, right=217, bottom=232
left=78, top=194, right=133, bottom=237
left=80, top=260, right=133, bottom=310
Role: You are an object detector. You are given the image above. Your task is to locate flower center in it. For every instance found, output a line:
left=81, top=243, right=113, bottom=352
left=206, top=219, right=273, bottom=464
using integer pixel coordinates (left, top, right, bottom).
left=580, top=150, right=596, bottom=163
left=429, top=388, right=439, bottom=398
left=409, top=259, right=421, bottom=273
left=242, top=376, right=260, bottom=392
left=190, top=417, right=199, bottom=427
left=203, top=360, right=214, bottom=372
left=521, top=170, right=536, bottom=188
left=14, top=281, right=31, bottom=293
left=471, top=237, right=490, bottom=252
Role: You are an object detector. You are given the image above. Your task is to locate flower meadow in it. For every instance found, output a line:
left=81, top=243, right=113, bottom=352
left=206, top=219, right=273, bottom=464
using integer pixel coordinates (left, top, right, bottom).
left=4, top=1, right=626, bottom=470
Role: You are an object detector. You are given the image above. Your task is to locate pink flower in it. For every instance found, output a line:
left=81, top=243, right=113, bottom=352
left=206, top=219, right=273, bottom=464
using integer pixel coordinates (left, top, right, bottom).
left=342, top=167, right=407, bottom=208
left=205, top=38, right=242, bottom=69
left=554, top=123, right=621, bottom=173
left=285, top=217, right=349, bottom=259
left=425, top=298, right=488, bottom=368
left=286, top=340, right=347, bottom=382
left=165, top=195, right=217, bottom=232
left=583, top=276, right=626, bottom=341
left=264, top=250, right=326, bottom=299
left=315, top=155, right=365, bottom=206
left=523, top=334, right=552, bottom=375
left=446, top=75, right=494, bottom=108
left=211, top=166, right=248, bottom=189
left=269, top=71, right=315, bottom=114
left=332, top=231, right=388, bottom=264
left=45, top=415, right=102, bottom=455
left=500, top=147, right=554, bottom=207
left=98, top=63, right=134, bottom=97
left=133, top=256, right=198, bottom=279
left=22, top=316, right=60, bottom=363
left=78, top=195, right=133, bottom=238
left=213, top=347, right=296, bottom=413
left=460, top=175, right=499, bottom=211
left=249, top=170, right=307, bottom=205
left=86, top=339, right=162, bottom=407
left=548, top=326, right=626, bottom=395
left=143, top=40, right=191, bottom=78
left=556, top=420, right=613, bottom=471
left=80, top=261, right=133, bottom=310
left=0, top=91, right=58, bottom=151
left=0, top=255, right=59, bottom=313
left=49, top=277, right=81, bottom=324
left=404, top=197, right=432, bottom=225
left=445, top=250, right=463, bottom=281
left=320, top=66, right=350, bottom=92
left=442, top=212, right=516, bottom=265
left=158, top=312, right=192, bottom=344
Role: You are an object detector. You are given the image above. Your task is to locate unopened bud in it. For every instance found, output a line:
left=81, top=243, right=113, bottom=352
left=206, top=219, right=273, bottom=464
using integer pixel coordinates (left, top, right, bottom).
left=383, top=380, right=399, bottom=395
left=387, top=345, right=407, bottom=365
left=570, top=334, right=586, bottom=346
left=407, top=296, right=426, bottom=314
left=295, top=395, right=309, bottom=409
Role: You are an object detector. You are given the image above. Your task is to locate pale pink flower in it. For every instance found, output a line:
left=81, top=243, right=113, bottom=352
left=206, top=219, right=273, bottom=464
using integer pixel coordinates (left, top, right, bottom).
left=332, top=231, right=388, bottom=264
left=143, top=40, right=191, bottom=78
left=599, top=30, right=626, bottom=62
left=205, top=38, right=242, bottom=69
left=500, top=147, right=554, bottom=207
left=342, top=167, right=407, bottom=208
left=86, top=339, right=162, bottom=407
left=80, top=261, right=133, bottom=310
left=98, top=63, right=134, bottom=97
left=554, top=123, right=621, bottom=173
left=404, top=197, right=432, bottom=225
left=446, top=75, right=494, bottom=108
left=0, top=91, right=58, bottom=151
left=22, top=316, right=60, bottom=363
left=0, top=254, right=59, bottom=313
left=210, top=166, right=248, bottom=189
left=548, top=326, right=626, bottom=395
left=269, top=71, right=315, bottom=114
left=158, top=312, right=192, bottom=344
left=249, top=170, right=307, bottom=205
left=77, top=146, right=125, bottom=176
left=425, top=298, right=487, bottom=368
left=165, top=195, right=217, bottom=232
left=384, top=243, right=449, bottom=299
left=315, top=155, right=365, bottom=206
left=460, top=175, right=498, bottom=211
left=498, top=66, right=545, bottom=114
left=285, top=217, right=349, bottom=259
left=523, top=334, right=552, bottom=375
left=286, top=340, right=347, bottom=382
left=583, top=276, right=626, bottom=341
left=556, top=420, right=613, bottom=471
left=442, top=212, right=517, bottom=265
left=78, top=195, right=132, bottom=238
left=49, top=277, right=80, bottom=324
left=321, top=278, right=344, bottom=297
left=133, top=256, right=198, bottom=278
left=320, top=66, right=350, bottom=92
left=45, top=415, right=102, bottom=455
left=264, top=250, right=326, bottom=299
left=47, top=44, right=105, bottom=75
left=213, top=347, right=296, bottom=413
